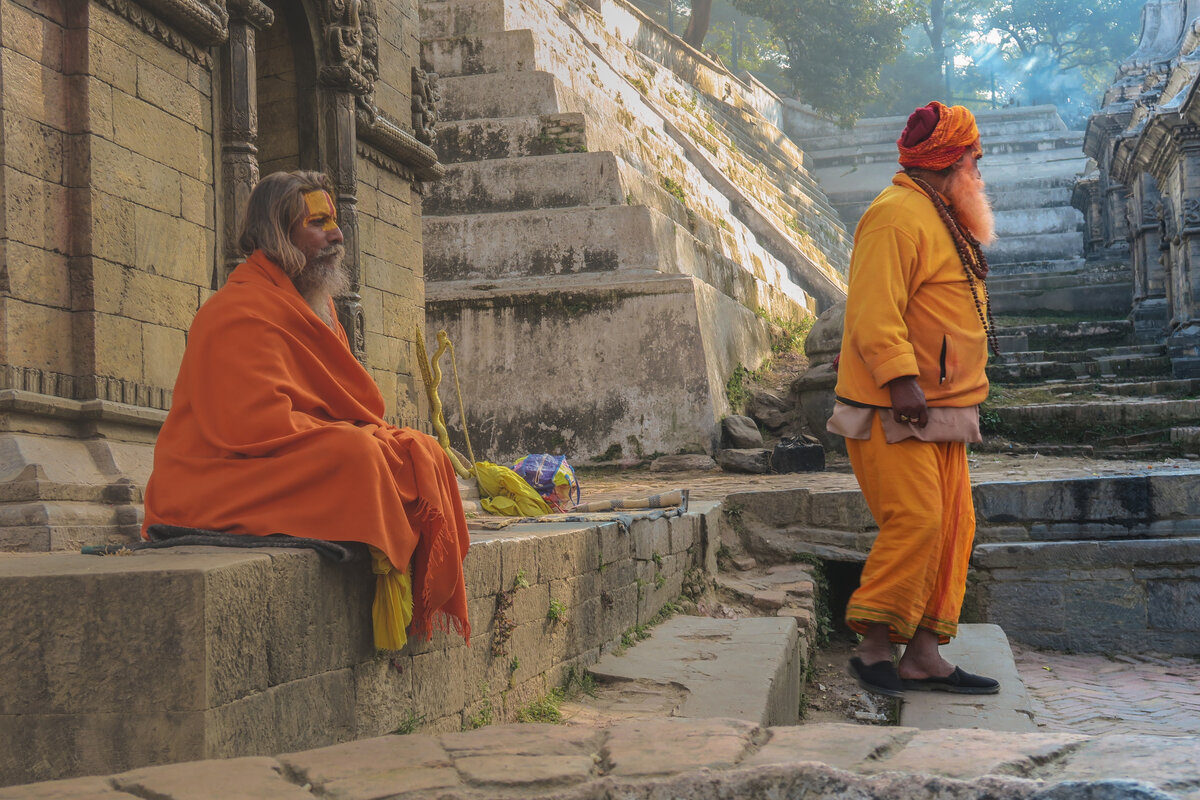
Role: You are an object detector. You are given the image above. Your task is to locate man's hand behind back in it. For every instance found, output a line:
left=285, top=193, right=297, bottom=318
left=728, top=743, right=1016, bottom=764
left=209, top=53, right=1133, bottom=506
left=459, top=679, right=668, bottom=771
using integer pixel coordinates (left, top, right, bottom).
left=888, top=375, right=928, bottom=427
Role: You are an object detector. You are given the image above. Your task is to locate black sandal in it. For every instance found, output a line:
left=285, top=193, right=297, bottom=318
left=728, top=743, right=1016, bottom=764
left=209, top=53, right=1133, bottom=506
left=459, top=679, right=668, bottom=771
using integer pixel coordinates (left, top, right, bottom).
left=848, top=657, right=905, bottom=698
left=902, top=666, right=1000, bottom=694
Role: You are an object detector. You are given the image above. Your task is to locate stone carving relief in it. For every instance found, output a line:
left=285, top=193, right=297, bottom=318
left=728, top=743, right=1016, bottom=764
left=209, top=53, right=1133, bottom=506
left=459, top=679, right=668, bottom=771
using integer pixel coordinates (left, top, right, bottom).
left=411, top=68, right=441, bottom=146
left=98, top=0, right=226, bottom=65
left=320, top=0, right=372, bottom=94
left=1184, top=198, right=1200, bottom=233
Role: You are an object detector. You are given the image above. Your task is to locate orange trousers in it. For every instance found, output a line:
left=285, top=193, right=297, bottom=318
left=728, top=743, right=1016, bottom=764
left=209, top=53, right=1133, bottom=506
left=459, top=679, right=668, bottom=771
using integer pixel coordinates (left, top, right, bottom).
left=844, top=414, right=976, bottom=644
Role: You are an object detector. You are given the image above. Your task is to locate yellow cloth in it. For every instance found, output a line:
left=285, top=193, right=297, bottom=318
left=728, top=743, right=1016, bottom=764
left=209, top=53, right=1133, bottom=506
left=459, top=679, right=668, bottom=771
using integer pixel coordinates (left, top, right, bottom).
left=371, top=547, right=413, bottom=651
left=475, top=461, right=551, bottom=517
left=844, top=413, right=975, bottom=643
left=834, top=172, right=990, bottom=410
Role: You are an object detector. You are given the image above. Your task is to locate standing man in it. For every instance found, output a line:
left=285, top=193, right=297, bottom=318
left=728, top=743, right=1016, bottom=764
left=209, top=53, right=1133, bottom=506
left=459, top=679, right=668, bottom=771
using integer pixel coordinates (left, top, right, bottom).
left=828, top=102, right=1000, bottom=696
left=144, top=171, right=470, bottom=648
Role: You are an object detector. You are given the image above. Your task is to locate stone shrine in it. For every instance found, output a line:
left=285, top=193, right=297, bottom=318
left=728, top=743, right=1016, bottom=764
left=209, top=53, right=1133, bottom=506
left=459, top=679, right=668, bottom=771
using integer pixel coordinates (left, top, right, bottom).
left=1081, top=0, right=1200, bottom=376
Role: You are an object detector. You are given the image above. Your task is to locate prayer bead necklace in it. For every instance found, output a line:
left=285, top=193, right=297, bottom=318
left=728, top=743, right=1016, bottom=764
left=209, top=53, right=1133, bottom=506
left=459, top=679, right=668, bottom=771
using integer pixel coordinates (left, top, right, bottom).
left=908, top=175, right=1001, bottom=356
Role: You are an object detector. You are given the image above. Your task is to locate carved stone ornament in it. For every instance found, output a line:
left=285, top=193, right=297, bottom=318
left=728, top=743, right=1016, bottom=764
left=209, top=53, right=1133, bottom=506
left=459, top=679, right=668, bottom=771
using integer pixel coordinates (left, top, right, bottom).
left=227, top=0, right=273, bottom=29
left=96, top=0, right=225, bottom=64
left=1184, top=198, right=1200, bottom=231
left=411, top=67, right=441, bottom=147
left=319, top=0, right=372, bottom=95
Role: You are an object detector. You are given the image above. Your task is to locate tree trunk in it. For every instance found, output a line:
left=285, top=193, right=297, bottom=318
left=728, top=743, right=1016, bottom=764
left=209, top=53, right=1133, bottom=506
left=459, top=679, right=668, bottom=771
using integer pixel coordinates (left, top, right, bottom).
left=683, top=0, right=713, bottom=50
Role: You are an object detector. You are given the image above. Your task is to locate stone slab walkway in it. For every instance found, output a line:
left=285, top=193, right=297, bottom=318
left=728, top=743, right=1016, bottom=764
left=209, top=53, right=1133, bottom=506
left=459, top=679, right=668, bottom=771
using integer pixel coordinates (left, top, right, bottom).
left=7, top=718, right=1197, bottom=799
left=1014, top=645, right=1200, bottom=737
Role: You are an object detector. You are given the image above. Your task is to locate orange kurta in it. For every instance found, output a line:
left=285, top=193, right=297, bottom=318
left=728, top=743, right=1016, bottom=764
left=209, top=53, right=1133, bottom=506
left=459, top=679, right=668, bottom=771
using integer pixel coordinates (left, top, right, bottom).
left=143, top=251, right=470, bottom=642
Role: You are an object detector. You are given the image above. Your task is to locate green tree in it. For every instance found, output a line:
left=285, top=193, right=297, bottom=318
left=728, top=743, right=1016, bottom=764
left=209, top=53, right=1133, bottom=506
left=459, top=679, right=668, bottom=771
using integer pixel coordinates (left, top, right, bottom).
left=983, top=0, right=1141, bottom=106
left=728, top=0, right=922, bottom=122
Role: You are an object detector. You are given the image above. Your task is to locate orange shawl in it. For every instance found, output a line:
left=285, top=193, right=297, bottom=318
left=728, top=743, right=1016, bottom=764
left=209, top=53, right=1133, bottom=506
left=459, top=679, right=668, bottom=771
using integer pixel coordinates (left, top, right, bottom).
left=143, top=251, right=470, bottom=642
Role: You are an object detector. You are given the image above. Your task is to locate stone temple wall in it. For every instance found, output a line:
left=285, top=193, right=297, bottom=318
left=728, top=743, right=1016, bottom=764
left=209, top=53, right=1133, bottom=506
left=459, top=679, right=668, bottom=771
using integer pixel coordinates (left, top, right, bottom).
left=0, top=0, right=439, bottom=551
left=1082, top=0, right=1200, bottom=375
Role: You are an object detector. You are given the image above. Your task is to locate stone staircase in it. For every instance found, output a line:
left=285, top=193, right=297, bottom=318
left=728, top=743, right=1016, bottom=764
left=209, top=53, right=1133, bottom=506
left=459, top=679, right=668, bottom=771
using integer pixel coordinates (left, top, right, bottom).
left=419, top=0, right=851, bottom=464
left=983, top=316, right=1200, bottom=457
left=794, top=105, right=1132, bottom=316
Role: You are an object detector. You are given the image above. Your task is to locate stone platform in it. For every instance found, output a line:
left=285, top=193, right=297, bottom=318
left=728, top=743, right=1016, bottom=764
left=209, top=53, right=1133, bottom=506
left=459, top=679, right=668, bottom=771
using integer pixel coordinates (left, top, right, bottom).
left=5, top=717, right=1197, bottom=799
left=0, top=505, right=719, bottom=787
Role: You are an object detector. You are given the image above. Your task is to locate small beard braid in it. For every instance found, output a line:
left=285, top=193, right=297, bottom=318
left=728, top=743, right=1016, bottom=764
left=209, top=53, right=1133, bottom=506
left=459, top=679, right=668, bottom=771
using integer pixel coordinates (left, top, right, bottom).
left=292, top=244, right=350, bottom=327
left=943, top=167, right=997, bottom=246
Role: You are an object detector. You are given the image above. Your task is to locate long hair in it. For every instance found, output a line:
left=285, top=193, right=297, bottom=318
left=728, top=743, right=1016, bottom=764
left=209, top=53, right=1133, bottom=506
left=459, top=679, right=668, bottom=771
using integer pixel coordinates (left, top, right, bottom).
left=237, top=171, right=335, bottom=276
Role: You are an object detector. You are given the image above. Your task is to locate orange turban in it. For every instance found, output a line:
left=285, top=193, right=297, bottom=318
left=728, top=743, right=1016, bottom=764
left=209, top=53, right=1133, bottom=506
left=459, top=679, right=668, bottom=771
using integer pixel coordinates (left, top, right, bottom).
left=897, top=101, right=982, bottom=171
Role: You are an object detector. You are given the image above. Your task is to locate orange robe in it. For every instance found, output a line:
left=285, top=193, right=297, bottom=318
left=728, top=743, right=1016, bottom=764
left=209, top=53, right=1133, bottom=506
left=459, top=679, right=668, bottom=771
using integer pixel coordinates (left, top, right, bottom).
left=143, top=251, right=470, bottom=642
left=836, top=173, right=988, bottom=645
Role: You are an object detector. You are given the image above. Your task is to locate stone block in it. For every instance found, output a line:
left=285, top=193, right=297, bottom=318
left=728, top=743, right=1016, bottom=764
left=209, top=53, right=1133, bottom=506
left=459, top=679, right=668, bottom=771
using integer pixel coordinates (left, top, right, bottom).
left=135, top=57, right=205, bottom=127
left=264, top=551, right=372, bottom=687
left=1063, top=581, right=1146, bottom=650
left=0, top=710, right=204, bottom=788
left=0, top=552, right=279, bottom=715
left=537, top=526, right=599, bottom=582
left=142, top=325, right=188, bottom=389
left=668, top=513, right=697, bottom=554
left=5, top=169, right=70, bottom=257
left=5, top=112, right=65, bottom=182
left=498, top=534, right=539, bottom=589
left=549, top=572, right=600, bottom=609
left=179, top=174, right=214, bottom=228
left=598, top=520, right=630, bottom=565
left=808, top=490, right=874, bottom=530
left=509, top=582, right=549, bottom=625
left=1147, top=581, right=1200, bottom=632
left=504, top=620, right=551, bottom=677
left=632, top=516, right=670, bottom=561
left=88, top=195, right=137, bottom=265
left=113, top=91, right=209, bottom=180
left=91, top=138, right=180, bottom=216
left=4, top=240, right=70, bottom=310
left=90, top=313, right=144, bottom=380
left=976, top=580, right=1065, bottom=633
left=600, top=558, right=636, bottom=594
left=351, top=656, right=414, bottom=739
left=0, top=774, right=129, bottom=799
left=3, top=48, right=67, bottom=130
left=279, top=734, right=458, bottom=799
left=463, top=537, right=501, bottom=600
left=599, top=584, right=638, bottom=642
left=132, top=205, right=211, bottom=288
left=113, top=757, right=310, bottom=800
left=410, top=646, right=469, bottom=723
left=2, top=1, right=63, bottom=70
left=602, top=718, right=757, bottom=777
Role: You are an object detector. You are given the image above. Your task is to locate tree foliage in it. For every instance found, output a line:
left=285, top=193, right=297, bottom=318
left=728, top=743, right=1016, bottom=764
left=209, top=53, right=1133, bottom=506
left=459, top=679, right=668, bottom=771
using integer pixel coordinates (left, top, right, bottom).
left=727, top=0, right=922, bottom=122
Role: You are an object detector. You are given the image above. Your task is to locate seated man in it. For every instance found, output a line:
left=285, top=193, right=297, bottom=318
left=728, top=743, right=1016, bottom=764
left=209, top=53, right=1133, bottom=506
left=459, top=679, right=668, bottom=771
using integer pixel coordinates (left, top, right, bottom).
left=143, top=170, right=470, bottom=645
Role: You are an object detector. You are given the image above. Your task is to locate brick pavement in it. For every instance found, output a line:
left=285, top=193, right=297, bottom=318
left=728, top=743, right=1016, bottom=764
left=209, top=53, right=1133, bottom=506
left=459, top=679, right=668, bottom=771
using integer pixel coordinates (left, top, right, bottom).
left=1013, top=644, right=1200, bottom=736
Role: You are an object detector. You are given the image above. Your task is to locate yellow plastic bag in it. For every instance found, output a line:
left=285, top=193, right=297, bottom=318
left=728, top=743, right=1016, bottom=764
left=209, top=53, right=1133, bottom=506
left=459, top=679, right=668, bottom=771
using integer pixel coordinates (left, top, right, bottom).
left=475, top=461, right=551, bottom=517
left=370, top=547, right=413, bottom=651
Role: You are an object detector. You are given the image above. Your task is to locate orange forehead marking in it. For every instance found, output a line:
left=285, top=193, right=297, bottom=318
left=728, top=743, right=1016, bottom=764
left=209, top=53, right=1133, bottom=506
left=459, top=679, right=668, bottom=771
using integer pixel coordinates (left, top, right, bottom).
left=302, top=191, right=338, bottom=231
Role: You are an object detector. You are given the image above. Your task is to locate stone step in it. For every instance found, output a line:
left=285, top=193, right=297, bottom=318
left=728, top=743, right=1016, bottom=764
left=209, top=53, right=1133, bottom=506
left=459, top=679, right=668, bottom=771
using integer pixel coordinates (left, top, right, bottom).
left=433, top=113, right=590, bottom=164
left=422, top=204, right=819, bottom=311
left=992, top=377, right=1200, bottom=399
left=424, top=151, right=625, bottom=216
left=992, top=318, right=1133, bottom=350
left=438, top=71, right=579, bottom=122
left=971, top=536, right=1200, bottom=655
left=419, top=0, right=508, bottom=38
left=588, top=615, right=803, bottom=726
left=987, top=257, right=1089, bottom=276
left=810, top=132, right=1085, bottom=166
left=987, top=354, right=1173, bottom=382
left=420, top=29, right=538, bottom=78
left=992, top=206, right=1082, bottom=237
left=983, top=231, right=1088, bottom=266
left=997, top=343, right=1165, bottom=364
left=988, top=185, right=1081, bottom=212
left=992, top=398, right=1200, bottom=441
left=725, top=470, right=1200, bottom=560
left=899, top=624, right=1035, bottom=732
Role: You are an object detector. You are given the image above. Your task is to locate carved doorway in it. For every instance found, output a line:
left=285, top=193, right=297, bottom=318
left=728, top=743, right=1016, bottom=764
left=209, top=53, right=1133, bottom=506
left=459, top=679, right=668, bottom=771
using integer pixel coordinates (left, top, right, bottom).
left=256, top=0, right=320, bottom=175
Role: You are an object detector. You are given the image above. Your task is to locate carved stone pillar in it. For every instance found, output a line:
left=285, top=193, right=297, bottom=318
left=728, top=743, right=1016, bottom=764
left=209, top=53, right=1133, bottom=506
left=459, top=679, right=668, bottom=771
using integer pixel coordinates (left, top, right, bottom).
left=219, top=0, right=275, bottom=286
left=324, top=90, right=366, bottom=363
left=1168, top=125, right=1200, bottom=375
left=1129, top=175, right=1169, bottom=340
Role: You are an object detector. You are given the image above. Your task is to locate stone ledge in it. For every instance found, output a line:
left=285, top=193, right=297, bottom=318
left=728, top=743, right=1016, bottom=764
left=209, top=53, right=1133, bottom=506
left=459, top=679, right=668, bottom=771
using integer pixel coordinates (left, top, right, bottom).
left=4, top=718, right=1196, bottom=799
left=0, top=503, right=720, bottom=786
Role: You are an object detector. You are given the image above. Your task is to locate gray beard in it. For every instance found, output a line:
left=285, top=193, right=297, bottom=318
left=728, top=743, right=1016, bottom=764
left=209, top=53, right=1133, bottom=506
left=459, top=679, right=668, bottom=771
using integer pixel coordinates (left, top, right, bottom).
left=294, top=245, right=350, bottom=327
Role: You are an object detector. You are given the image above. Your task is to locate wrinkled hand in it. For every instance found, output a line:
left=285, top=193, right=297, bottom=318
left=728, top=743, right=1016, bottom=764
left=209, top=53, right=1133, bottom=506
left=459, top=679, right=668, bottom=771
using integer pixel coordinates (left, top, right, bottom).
left=888, top=376, right=928, bottom=428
